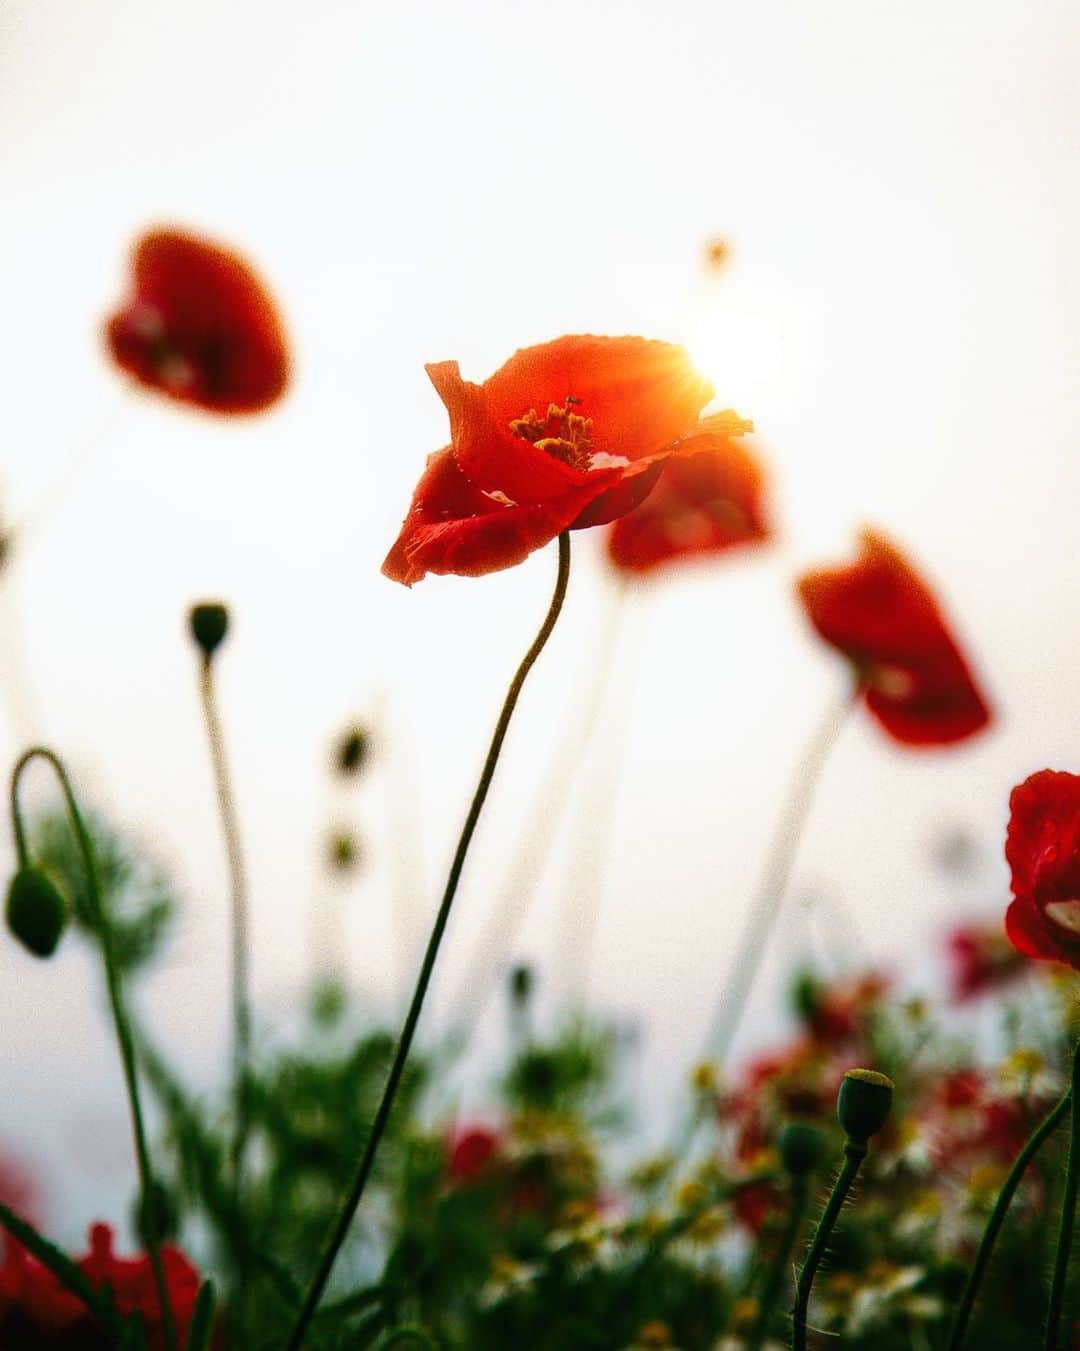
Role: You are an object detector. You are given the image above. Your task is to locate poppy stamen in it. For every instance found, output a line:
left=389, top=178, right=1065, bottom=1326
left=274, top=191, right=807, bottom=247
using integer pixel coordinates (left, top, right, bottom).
left=510, top=402, right=595, bottom=472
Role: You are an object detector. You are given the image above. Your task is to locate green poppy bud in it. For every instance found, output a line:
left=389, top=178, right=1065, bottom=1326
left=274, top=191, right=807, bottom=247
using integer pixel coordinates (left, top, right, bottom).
left=778, top=1121, right=827, bottom=1177
left=6, top=866, right=68, bottom=958
left=836, top=1068, right=894, bottom=1143
left=189, top=602, right=229, bottom=660
left=335, top=726, right=370, bottom=776
left=509, top=964, right=533, bottom=1005
left=133, top=1179, right=178, bottom=1244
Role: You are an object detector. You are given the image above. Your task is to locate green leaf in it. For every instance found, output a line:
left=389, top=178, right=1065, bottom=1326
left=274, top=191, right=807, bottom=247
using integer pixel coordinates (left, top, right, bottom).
left=0, top=1202, right=119, bottom=1332
left=185, top=1280, right=218, bottom=1351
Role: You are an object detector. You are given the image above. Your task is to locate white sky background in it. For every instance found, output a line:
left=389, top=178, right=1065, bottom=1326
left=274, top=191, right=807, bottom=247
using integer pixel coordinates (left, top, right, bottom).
left=0, top=0, right=1078, bottom=1240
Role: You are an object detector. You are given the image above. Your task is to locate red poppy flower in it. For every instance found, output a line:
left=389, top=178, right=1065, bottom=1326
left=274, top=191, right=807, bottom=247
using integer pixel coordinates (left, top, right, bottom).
left=0, top=1222, right=202, bottom=1349
left=1004, top=770, right=1080, bottom=969
left=447, top=1125, right=501, bottom=1184
left=947, top=920, right=1027, bottom=1000
left=605, top=437, right=770, bottom=574
left=105, top=228, right=288, bottom=415
left=796, top=529, right=991, bottom=746
left=382, top=335, right=752, bottom=585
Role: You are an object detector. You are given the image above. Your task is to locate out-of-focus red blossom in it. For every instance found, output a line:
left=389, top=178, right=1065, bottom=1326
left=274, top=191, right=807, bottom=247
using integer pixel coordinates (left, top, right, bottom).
left=0, top=1222, right=202, bottom=1349
left=604, top=439, right=770, bottom=575
left=798, top=972, right=890, bottom=1043
left=1005, top=770, right=1080, bottom=969
left=796, top=529, right=991, bottom=747
left=106, top=228, right=288, bottom=415
left=382, top=335, right=753, bottom=585
left=447, top=1125, right=502, bottom=1185
left=924, top=1069, right=1034, bottom=1172
left=0, top=1153, right=38, bottom=1259
left=947, top=920, right=1028, bottom=1000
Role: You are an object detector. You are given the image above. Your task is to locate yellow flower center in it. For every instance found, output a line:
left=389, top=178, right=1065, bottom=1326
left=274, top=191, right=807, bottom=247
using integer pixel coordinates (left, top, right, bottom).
left=510, top=401, right=595, bottom=471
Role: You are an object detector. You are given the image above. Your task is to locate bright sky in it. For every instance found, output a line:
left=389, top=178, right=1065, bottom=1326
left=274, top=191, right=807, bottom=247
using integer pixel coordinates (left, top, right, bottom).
left=0, top=0, right=1078, bottom=1240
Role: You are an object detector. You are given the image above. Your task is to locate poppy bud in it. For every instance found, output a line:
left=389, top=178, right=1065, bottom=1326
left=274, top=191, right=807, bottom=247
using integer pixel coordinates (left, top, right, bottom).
left=778, top=1121, right=827, bottom=1177
left=335, top=726, right=370, bottom=777
left=6, top=867, right=68, bottom=958
left=509, top=964, right=533, bottom=1005
left=836, top=1068, right=894, bottom=1143
left=188, top=602, right=229, bottom=660
left=327, top=829, right=361, bottom=873
left=133, top=1179, right=178, bottom=1244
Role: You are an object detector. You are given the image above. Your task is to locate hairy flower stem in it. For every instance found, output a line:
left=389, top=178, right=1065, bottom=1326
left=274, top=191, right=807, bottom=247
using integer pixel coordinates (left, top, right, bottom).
left=9, top=747, right=177, bottom=1351
left=749, top=1176, right=809, bottom=1351
left=704, top=689, right=852, bottom=1066
left=792, top=1139, right=866, bottom=1351
left=285, top=533, right=573, bottom=1349
left=197, top=658, right=252, bottom=1200
left=1044, top=1042, right=1080, bottom=1349
left=946, top=1089, right=1070, bottom=1349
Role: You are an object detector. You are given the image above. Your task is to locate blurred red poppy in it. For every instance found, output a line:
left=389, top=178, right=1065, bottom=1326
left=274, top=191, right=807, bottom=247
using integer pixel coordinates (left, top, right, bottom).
left=382, top=335, right=752, bottom=585
left=796, top=529, right=991, bottom=746
left=1004, top=770, right=1080, bottom=969
left=0, top=1222, right=202, bottom=1348
left=447, top=1125, right=501, bottom=1184
left=947, top=920, right=1027, bottom=1000
left=605, top=438, right=770, bottom=574
left=106, top=228, right=288, bottom=415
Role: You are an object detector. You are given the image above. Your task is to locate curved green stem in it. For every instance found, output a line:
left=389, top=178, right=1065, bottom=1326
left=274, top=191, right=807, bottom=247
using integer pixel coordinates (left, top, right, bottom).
left=792, top=1139, right=866, bottom=1351
left=750, top=1176, right=809, bottom=1351
left=1045, top=1043, right=1080, bottom=1349
left=10, top=747, right=177, bottom=1351
left=285, top=533, right=572, bottom=1350
left=947, top=1089, right=1070, bottom=1348
left=197, top=658, right=252, bottom=1197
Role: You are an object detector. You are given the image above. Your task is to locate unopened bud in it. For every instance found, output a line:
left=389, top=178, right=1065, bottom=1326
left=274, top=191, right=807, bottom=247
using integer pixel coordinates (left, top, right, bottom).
left=6, top=867, right=67, bottom=958
left=335, top=726, right=370, bottom=776
left=509, top=964, right=533, bottom=1005
left=778, top=1121, right=827, bottom=1176
left=188, top=602, right=229, bottom=660
left=837, top=1068, right=894, bottom=1143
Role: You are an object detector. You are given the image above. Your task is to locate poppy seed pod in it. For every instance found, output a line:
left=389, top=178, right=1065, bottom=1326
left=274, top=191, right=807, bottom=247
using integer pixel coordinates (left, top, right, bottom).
left=335, top=727, right=370, bottom=776
left=6, top=866, right=68, bottom=958
left=837, top=1068, right=894, bottom=1143
left=189, top=602, right=229, bottom=660
left=778, top=1121, right=827, bottom=1177
left=509, top=964, right=534, bottom=1005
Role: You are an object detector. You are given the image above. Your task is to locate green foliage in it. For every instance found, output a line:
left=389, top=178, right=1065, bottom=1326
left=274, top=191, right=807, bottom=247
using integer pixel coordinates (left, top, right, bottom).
left=30, top=806, right=175, bottom=973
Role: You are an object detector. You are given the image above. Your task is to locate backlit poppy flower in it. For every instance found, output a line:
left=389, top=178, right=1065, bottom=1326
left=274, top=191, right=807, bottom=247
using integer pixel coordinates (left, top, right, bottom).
left=382, top=335, right=752, bottom=585
left=605, top=438, right=770, bottom=574
left=796, top=529, right=991, bottom=746
left=0, top=1221, right=202, bottom=1348
left=105, top=228, right=288, bottom=415
left=947, top=920, right=1027, bottom=1000
left=1004, top=770, right=1080, bottom=969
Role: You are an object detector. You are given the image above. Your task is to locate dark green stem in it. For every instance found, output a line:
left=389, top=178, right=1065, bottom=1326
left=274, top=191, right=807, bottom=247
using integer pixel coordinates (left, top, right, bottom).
left=285, top=533, right=572, bottom=1350
left=947, top=1089, right=1070, bottom=1348
left=198, top=659, right=252, bottom=1198
left=9, top=748, right=177, bottom=1351
left=750, top=1177, right=809, bottom=1351
left=792, top=1139, right=866, bottom=1351
left=1045, top=1043, right=1080, bottom=1349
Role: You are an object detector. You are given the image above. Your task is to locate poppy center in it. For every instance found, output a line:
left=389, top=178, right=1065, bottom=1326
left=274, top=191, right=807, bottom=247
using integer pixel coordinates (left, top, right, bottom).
left=1045, top=899, right=1080, bottom=936
left=510, top=401, right=595, bottom=472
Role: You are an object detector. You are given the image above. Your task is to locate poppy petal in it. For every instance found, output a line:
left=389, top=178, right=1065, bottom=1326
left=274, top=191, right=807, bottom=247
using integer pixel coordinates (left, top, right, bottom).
left=479, top=335, right=715, bottom=463
left=105, top=228, right=288, bottom=415
left=797, top=529, right=991, bottom=747
left=382, top=447, right=617, bottom=586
